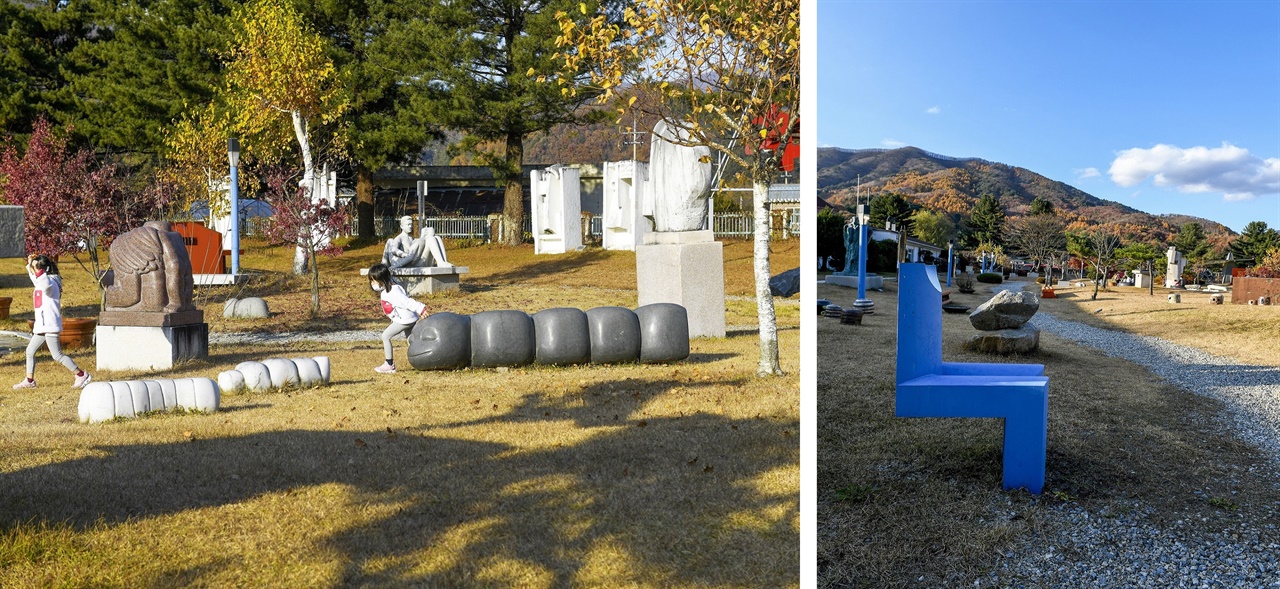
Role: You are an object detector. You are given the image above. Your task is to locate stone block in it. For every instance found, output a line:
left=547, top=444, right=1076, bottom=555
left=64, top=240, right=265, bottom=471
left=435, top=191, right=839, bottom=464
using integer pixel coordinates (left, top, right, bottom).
left=0, top=205, right=23, bottom=258
left=471, top=310, right=535, bottom=367
left=586, top=306, right=641, bottom=364
left=964, top=324, right=1041, bottom=354
left=260, top=358, right=300, bottom=388
left=533, top=307, right=591, bottom=365
left=635, top=303, right=690, bottom=363
left=407, top=312, right=472, bottom=370
left=636, top=232, right=726, bottom=338
left=969, top=290, right=1039, bottom=331
left=96, top=323, right=208, bottom=372
left=218, top=370, right=246, bottom=393
left=223, top=297, right=270, bottom=319
left=235, top=361, right=272, bottom=391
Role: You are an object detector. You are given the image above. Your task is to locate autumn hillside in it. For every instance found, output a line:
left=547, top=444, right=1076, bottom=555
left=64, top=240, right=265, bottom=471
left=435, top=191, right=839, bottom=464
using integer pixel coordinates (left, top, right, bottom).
left=818, top=146, right=1235, bottom=246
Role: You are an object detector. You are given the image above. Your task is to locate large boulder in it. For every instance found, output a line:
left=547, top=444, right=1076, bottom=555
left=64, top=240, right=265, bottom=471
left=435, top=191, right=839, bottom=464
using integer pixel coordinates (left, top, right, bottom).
left=969, top=290, right=1040, bottom=331
left=964, top=324, right=1041, bottom=354
left=223, top=297, right=270, bottom=319
left=769, top=267, right=801, bottom=297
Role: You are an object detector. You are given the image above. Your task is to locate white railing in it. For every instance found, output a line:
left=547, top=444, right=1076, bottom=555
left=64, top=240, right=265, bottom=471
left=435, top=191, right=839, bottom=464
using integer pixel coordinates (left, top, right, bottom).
left=345, top=212, right=797, bottom=242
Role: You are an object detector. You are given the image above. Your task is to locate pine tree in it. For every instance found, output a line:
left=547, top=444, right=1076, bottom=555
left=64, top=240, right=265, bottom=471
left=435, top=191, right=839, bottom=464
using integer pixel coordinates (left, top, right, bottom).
left=1229, top=221, right=1279, bottom=266
left=1029, top=196, right=1054, bottom=216
left=869, top=192, right=914, bottom=233
left=1171, top=222, right=1210, bottom=260
left=0, top=0, right=90, bottom=138
left=967, top=194, right=1005, bottom=247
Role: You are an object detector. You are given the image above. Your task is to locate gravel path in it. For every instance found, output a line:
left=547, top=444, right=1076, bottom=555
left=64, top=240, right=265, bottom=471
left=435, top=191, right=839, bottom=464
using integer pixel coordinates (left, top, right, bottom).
left=981, top=310, right=1280, bottom=588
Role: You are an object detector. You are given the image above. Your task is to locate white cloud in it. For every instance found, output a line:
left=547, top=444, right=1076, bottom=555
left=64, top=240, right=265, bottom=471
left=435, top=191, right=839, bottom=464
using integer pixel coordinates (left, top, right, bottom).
left=1074, top=167, right=1101, bottom=180
left=881, top=139, right=906, bottom=148
left=1108, top=143, right=1280, bottom=201
left=925, top=106, right=941, bottom=115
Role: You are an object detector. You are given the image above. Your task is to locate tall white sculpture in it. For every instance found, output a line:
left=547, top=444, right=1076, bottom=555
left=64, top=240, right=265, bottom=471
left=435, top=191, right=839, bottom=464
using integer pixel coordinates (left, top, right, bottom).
left=530, top=165, right=583, bottom=254
left=601, top=160, right=651, bottom=251
left=646, top=121, right=713, bottom=232
left=1165, top=246, right=1187, bottom=287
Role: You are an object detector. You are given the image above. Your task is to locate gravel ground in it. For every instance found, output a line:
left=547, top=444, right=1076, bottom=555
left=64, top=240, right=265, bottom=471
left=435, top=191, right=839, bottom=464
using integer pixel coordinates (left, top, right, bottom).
left=209, top=329, right=383, bottom=346
left=979, top=310, right=1280, bottom=588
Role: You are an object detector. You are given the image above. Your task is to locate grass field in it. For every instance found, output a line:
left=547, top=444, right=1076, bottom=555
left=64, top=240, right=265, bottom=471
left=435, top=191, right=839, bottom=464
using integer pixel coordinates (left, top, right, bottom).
left=0, top=237, right=800, bottom=588
left=817, top=277, right=1280, bottom=587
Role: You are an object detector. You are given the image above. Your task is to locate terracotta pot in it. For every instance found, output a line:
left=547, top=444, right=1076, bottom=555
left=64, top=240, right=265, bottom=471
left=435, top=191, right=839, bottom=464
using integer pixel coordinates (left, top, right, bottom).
left=0, top=296, right=10, bottom=320
left=1041, top=289, right=1056, bottom=299
left=27, top=317, right=97, bottom=349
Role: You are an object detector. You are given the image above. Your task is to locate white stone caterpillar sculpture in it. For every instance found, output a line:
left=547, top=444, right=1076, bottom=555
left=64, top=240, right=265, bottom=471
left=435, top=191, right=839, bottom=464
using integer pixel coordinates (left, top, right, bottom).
left=217, top=356, right=330, bottom=393
left=78, top=377, right=220, bottom=424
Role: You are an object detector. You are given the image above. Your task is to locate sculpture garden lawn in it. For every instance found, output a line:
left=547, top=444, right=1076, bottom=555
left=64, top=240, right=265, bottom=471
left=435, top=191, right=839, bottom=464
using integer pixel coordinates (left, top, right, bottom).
left=0, top=237, right=800, bottom=588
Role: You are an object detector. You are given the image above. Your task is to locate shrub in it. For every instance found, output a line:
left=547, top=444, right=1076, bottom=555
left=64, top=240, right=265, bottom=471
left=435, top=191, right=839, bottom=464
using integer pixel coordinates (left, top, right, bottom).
left=954, top=273, right=976, bottom=293
left=977, top=272, right=1003, bottom=284
left=1035, top=276, right=1046, bottom=284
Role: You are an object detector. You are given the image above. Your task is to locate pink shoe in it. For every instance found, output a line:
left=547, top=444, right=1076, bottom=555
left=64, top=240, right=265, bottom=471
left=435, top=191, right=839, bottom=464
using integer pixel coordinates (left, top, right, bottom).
left=374, top=362, right=396, bottom=374
left=73, top=372, right=92, bottom=389
left=12, top=378, right=35, bottom=390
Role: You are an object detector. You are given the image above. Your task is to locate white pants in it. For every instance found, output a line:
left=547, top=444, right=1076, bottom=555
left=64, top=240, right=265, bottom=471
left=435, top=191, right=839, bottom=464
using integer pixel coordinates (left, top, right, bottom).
left=27, top=334, right=79, bottom=376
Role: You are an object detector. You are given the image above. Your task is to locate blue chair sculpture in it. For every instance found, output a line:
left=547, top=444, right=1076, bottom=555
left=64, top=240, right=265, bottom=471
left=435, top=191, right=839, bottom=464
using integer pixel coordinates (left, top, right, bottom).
left=895, top=263, right=1049, bottom=493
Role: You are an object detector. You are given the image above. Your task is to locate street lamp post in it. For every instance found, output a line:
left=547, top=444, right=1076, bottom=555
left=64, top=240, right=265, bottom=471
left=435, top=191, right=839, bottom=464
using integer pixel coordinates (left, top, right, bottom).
left=228, top=137, right=241, bottom=276
left=853, top=204, right=874, bottom=314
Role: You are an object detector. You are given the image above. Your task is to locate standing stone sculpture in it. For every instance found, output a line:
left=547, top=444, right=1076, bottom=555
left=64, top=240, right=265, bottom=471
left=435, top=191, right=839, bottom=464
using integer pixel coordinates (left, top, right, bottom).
left=1165, top=246, right=1187, bottom=288
left=102, top=221, right=195, bottom=314
left=648, top=120, right=712, bottom=232
left=841, top=222, right=859, bottom=274
left=964, top=289, right=1041, bottom=354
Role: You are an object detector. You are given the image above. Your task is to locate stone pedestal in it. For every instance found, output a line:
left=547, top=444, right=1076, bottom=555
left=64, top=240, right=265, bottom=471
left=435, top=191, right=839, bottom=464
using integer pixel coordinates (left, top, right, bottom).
left=824, top=274, right=885, bottom=290
left=636, top=230, right=725, bottom=338
left=360, top=266, right=470, bottom=296
left=0, top=205, right=23, bottom=258
left=96, top=322, right=209, bottom=372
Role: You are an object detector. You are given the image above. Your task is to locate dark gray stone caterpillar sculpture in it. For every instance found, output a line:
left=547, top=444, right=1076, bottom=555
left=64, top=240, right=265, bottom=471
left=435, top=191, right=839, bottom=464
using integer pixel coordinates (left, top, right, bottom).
left=406, top=304, right=689, bottom=370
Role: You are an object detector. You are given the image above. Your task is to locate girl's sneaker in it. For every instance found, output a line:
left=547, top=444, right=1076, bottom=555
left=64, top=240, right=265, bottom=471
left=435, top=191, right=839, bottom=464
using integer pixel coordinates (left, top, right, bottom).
left=73, top=372, right=92, bottom=389
left=12, top=378, right=35, bottom=390
left=374, top=362, right=396, bottom=374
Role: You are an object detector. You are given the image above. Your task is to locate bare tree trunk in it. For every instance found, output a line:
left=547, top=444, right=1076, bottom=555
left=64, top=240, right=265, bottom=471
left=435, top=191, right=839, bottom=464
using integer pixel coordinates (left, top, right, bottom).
left=753, top=180, right=781, bottom=376
left=357, top=164, right=376, bottom=240
left=310, top=244, right=320, bottom=316
left=291, top=110, right=314, bottom=274
left=502, top=134, right=524, bottom=246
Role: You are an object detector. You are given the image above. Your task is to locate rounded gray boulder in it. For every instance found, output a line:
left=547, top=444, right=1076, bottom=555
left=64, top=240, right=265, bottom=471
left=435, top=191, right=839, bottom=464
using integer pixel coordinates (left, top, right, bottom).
left=471, top=310, right=535, bottom=368
left=223, top=297, right=270, bottom=319
left=533, top=308, right=591, bottom=365
left=634, top=303, right=690, bottom=363
left=586, top=306, right=641, bottom=364
left=969, top=290, right=1039, bottom=331
left=407, top=312, right=472, bottom=370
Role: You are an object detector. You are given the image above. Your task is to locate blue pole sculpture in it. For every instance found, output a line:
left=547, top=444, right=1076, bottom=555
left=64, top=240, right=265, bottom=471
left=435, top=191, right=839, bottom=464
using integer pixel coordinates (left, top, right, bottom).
left=228, top=137, right=241, bottom=276
left=946, top=242, right=954, bottom=287
left=856, top=220, right=869, bottom=301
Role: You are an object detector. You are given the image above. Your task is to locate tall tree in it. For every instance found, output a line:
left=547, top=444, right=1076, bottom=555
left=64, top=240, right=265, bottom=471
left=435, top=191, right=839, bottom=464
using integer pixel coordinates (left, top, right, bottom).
left=1116, top=241, right=1160, bottom=296
left=559, top=0, right=800, bottom=376
left=869, top=192, right=913, bottom=233
left=910, top=208, right=954, bottom=249
left=407, top=0, right=618, bottom=246
left=1005, top=213, right=1066, bottom=275
left=0, top=0, right=89, bottom=138
left=224, top=0, right=350, bottom=273
left=1068, top=226, right=1120, bottom=300
left=967, top=194, right=1005, bottom=247
left=1229, top=221, right=1279, bottom=266
left=301, top=0, right=440, bottom=240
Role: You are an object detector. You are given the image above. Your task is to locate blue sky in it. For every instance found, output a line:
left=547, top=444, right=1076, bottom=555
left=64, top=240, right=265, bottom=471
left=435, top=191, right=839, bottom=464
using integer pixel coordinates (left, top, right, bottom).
left=816, top=0, right=1280, bottom=233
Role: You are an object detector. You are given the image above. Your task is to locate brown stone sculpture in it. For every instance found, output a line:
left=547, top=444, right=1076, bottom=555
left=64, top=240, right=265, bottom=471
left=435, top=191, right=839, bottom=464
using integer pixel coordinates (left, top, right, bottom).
left=102, top=221, right=196, bottom=315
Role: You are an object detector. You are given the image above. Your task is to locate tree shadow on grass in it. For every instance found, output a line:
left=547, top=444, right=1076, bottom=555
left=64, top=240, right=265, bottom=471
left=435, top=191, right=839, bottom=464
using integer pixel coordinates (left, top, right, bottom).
left=0, top=380, right=798, bottom=586
left=478, top=250, right=615, bottom=285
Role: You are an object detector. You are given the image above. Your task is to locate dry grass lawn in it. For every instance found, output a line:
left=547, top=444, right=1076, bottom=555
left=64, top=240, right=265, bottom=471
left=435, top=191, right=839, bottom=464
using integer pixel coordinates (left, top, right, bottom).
left=0, top=237, right=799, bottom=588
left=818, top=278, right=1280, bottom=587
left=1043, top=283, right=1280, bottom=367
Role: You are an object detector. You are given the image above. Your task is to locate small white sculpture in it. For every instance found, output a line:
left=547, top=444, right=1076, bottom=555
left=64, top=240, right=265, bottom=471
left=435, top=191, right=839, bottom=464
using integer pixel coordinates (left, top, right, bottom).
left=218, top=356, right=331, bottom=393
left=648, top=121, right=713, bottom=232
left=78, top=377, right=220, bottom=423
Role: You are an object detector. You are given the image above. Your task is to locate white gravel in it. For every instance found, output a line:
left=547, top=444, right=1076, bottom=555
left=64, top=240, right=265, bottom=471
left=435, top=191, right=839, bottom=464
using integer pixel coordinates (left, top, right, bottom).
left=980, top=310, right=1280, bottom=588
left=209, top=330, right=382, bottom=346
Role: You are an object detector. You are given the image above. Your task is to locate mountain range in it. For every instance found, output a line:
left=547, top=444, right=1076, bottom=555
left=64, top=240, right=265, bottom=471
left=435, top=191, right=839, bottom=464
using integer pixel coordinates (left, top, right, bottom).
left=817, top=146, right=1235, bottom=246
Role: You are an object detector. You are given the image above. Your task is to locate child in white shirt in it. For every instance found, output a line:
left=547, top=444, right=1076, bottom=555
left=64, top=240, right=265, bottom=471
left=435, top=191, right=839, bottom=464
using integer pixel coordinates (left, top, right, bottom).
left=14, top=255, right=91, bottom=390
left=368, top=263, right=428, bottom=374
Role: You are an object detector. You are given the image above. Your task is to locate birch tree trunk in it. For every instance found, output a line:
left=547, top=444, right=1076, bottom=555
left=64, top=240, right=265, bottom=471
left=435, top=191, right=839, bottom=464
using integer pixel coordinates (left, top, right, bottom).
left=753, top=179, right=781, bottom=376
left=291, top=109, right=314, bottom=275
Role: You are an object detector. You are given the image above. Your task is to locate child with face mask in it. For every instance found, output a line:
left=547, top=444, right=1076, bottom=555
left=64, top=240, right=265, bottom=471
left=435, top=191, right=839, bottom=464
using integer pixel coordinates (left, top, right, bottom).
left=367, top=263, right=428, bottom=374
left=14, top=254, right=91, bottom=389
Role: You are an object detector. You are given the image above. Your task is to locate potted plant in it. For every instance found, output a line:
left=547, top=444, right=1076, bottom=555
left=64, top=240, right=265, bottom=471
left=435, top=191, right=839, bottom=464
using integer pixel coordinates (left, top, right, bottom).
left=0, top=296, right=10, bottom=320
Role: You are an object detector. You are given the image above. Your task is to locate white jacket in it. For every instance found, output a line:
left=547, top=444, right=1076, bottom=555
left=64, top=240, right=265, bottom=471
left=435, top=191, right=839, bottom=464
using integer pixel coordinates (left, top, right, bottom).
left=29, top=269, right=64, bottom=335
left=379, top=283, right=426, bottom=325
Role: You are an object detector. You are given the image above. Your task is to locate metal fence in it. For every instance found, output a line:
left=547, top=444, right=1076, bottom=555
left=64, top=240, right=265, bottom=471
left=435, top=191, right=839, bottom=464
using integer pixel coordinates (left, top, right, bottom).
left=348, top=212, right=797, bottom=242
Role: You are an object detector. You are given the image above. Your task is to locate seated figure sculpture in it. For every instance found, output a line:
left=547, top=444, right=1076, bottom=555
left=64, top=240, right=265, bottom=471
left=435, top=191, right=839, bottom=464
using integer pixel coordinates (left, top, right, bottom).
left=102, top=221, right=196, bottom=313
left=383, top=216, right=452, bottom=269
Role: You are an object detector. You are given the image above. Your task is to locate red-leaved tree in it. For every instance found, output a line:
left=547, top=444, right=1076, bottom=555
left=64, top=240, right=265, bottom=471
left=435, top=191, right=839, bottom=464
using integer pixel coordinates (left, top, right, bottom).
left=0, top=117, right=172, bottom=297
left=260, top=165, right=348, bottom=316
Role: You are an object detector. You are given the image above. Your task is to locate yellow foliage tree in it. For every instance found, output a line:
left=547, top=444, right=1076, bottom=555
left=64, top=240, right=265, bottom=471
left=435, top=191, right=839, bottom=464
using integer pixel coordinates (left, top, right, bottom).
left=556, top=0, right=799, bottom=376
